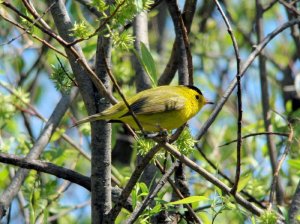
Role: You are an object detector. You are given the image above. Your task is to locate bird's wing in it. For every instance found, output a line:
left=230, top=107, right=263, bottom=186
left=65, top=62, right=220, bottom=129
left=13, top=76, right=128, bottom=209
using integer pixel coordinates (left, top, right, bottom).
left=120, top=94, right=186, bottom=117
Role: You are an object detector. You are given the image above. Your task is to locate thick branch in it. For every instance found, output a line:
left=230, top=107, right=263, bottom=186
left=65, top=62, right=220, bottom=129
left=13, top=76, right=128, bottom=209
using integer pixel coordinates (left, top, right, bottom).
left=0, top=153, right=90, bottom=190
left=0, top=153, right=133, bottom=212
left=92, top=24, right=112, bottom=222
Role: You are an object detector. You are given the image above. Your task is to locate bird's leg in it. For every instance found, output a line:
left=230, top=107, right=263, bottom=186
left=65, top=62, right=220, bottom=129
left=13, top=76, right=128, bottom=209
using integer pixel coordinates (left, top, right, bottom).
left=144, top=126, right=169, bottom=143
left=158, top=129, right=168, bottom=137
left=155, top=126, right=169, bottom=143
left=144, top=132, right=158, bottom=138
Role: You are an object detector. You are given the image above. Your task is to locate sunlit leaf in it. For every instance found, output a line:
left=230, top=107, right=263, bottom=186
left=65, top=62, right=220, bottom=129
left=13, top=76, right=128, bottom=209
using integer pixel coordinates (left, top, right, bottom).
left=237, top=172, right=252, bottom=192
left=168, top=196, right=208, bottom=205
left=140, top=42, right=157, bottom=85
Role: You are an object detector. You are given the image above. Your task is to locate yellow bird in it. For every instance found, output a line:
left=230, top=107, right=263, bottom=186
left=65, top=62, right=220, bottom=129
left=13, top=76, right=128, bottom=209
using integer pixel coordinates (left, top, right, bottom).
left=74, top=85, right=213, bottom=132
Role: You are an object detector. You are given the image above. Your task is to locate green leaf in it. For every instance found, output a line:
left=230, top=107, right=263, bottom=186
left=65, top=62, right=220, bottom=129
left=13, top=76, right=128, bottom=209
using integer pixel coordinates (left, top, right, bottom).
left=168, top=196, right=208, bottom=205
left=29, top=189, right=36, bottom=224
left=131, top=49, right=150, bottom=86
left=139, top=182, right=149, bottom=194
left=150, top=204, right=161, bottom=215
left=237, top=172, right=252, bottom=192
left=288, top=159, right=300, bottom=169
left=43, top=207, right=49, bottom=224
left=134, top=0, right=143, bottom=12
left=258, top=210, right=277, bottom=224
left=140, top=42, right=157, bottom=85
left=131, top=188, right=137, bottom=209
left=50, top=128, right=65, bottom=142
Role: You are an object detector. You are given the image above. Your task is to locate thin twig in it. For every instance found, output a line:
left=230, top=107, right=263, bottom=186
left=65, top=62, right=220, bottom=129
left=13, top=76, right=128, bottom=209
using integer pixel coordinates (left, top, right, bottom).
left=196, top=144, right=266, bottom=208
left=67, top=0, right=126, bottom=46
left=279, top=0, right=300, bottom=16
left=269, top=117, right=294, bottom=209
left=262, top=0, right=278, bottom=12
left=75, top=0, right=102, bottom=17
left=158, top=0, right=197, bottom=85
left=0, top=82, right=91, bottom=160
left=125, top=161, right=180, bottom=224
left=0, top=89, right=78, bottom=219
left=256, top=0, right=284, bottom=204
left=176, top=3, right=194, bottom=84
left=35, top=155, right=80, bottom=222
left=0, top=1, right=56, bottom=46
left=196, top=18, right=300, bottom=141
left=155, top=161, right=202, bottom=224
left=109, top=144, right=162, bottom=222
left=0, top=152, right=91, bottom=190
left=55, top=55, right=78, bottom=86
left=219, top=132, right=289, bottom=147
left=0, top=13, right=67, bottom=58
left=214, top=0, right=242, bottom=195
left=21, top=0, right=52, bottom=30
left=102, top=53, right=145, bottom=135
left=165, top=0, right=191, bottom=85
left=163, top=143, right=286, bottom=224
left=162, top=143, right=268, bottom=217
left=0, top=152, right=133, bottom=213
left=1, top=1, right=116, bottom=104
left=48, top=200, right=91, bottom=222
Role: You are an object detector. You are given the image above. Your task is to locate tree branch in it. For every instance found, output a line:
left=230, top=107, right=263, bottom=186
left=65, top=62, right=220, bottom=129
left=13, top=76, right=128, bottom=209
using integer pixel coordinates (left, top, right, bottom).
left=125, top=161, right=179, bottom=224
left=0, top=89, right=78, bottom=219
left=91, top=17, right=113, bottom=222
left=162, top=143, right=280, bottom=218
left=0, top=152, right=90, bottom=190
left=255, top=0, right=284, bottom=204
left=269, top=122, right=294, bottom=208
left=155, top=160, right=202, bottom=223
left=196, top=18, right=300, bottom=141
left=158, top=0, right=197, bottom=85
left=2, top=1, right=116, bottom=104
left=219, top=131, right=289, bottom=147
left=289, top=180, right=300, bottom=223
left=165, top=0, right=191, bottom=85
left=109, top=144, right=162, bottom=222
left=0, top=153, right=133, bottom=212
left=133, top=11, right=152, bottom=92
left=213, top=0, right=242, bottom=195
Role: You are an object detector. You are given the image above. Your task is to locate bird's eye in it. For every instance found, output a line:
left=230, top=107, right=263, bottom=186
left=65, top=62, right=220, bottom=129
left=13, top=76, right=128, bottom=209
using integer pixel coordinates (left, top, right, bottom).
left=195, top=95, right=200, bottom=100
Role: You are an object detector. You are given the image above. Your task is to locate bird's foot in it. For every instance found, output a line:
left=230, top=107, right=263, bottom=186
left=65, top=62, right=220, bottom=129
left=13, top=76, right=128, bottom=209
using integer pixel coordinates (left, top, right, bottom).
left=144, top=129, right=169, bottom=143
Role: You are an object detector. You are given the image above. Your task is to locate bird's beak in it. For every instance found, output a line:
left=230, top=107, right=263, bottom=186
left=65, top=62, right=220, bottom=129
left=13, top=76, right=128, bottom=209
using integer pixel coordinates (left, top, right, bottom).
left=205, top=99, right=214, bottom=105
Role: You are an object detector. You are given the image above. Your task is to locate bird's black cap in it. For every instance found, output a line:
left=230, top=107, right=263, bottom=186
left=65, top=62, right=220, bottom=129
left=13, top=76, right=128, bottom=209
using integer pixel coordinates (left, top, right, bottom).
left=185, top=85, right=203, bottom=96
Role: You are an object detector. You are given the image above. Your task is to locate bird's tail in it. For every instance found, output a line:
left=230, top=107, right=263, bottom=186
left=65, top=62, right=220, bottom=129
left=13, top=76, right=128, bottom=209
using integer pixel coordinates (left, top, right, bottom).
left=71, top=113, right=106, bottom=128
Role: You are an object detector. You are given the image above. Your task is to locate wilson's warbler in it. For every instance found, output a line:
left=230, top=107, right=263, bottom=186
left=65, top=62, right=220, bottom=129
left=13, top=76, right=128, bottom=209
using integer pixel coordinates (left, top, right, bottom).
left=74, top=85, right=212, bottom=132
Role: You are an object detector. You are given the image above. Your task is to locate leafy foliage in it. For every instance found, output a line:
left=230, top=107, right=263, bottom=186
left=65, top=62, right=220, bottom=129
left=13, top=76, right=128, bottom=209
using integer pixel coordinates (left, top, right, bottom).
left=50, top=63, right=75, bottom=93
left=71, top=21, right=94, bottom=39
left=258, top=211, right=278, bottom=224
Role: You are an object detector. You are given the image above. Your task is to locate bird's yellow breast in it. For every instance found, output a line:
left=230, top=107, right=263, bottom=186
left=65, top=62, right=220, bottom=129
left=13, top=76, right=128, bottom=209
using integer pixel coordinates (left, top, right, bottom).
left=74, top=85, right=207, bottom=132
left=119, top=95, right=196, bottom=132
